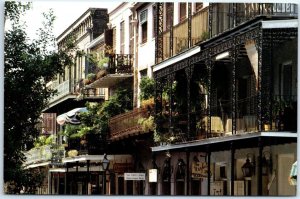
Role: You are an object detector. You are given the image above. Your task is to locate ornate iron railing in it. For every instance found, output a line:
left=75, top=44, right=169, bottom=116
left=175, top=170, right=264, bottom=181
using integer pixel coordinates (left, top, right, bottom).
left=210, top=3, right=298, bottom=37
left=108, top=54, right=133, bottom=74
left=66, top=134, right=106, bottom=156
left=155, top=94, right=296, bottom=143
left=109, top=108, right=150, bottom=139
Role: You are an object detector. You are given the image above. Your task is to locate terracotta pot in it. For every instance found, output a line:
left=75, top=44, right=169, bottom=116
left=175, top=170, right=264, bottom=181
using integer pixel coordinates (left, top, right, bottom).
left=96, top=70, right=107, bottom=79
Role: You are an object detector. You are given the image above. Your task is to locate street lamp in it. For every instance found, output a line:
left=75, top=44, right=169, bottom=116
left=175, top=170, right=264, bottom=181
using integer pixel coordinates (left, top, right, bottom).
left=241, top=154, right=255, bottom=178
left=241, top=154, right=255, bottom=196
left=102, top=154, right=110, bottom=195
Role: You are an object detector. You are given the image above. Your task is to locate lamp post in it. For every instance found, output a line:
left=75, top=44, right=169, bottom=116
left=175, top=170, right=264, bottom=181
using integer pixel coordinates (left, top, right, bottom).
left=102, top=154, right=110, bottom=195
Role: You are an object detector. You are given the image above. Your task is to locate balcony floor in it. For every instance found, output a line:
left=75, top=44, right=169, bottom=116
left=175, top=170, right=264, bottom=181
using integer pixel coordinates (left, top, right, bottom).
left=87, top=74, right=133, bottom=88
left=151, top=131, right=297, bottom=153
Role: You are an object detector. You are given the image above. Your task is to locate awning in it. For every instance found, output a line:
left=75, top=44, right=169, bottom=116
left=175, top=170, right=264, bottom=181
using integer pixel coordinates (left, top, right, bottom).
left=56, top=107, right=88, bottom=125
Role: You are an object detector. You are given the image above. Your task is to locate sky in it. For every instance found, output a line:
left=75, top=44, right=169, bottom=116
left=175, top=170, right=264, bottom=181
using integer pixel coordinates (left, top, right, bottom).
left=14, top=0, right=121, bottom=39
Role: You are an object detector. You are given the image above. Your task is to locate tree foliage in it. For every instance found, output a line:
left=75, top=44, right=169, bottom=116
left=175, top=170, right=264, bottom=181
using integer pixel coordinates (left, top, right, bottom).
left=139, top=77, right=155, bottom=100
left=61, top=88, right=133, bottom=140
left=4, top=2, right=73, bottom=193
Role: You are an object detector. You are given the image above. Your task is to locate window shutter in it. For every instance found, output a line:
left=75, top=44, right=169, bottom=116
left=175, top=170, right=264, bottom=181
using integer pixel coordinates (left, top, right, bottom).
left=140, top=10, right=148, bottom=25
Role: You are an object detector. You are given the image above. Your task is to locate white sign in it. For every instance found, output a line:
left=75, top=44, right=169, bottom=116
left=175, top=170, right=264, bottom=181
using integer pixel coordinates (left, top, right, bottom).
left=148, top=169, right=158, bottom=182
left=124, top=173, right=145, bottom=181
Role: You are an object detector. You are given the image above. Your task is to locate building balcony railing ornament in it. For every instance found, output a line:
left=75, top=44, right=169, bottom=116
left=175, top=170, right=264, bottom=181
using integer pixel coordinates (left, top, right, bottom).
left=210, top=3, right=298, bottom=37
left=108, top=54, right=133, bottom=74
left=154, top=94, right=297, bottom=145
left=109, top=108, right=151, bottom=140
left=85, top=54, right=134, bottom=88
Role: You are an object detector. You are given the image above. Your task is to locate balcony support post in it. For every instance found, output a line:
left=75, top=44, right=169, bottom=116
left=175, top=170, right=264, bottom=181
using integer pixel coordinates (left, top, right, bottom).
left=154, top=77, right=164, bottom=126
left=169, top=3, right=174, bottom=57
left=155, top=3, right=164, bottom=64
left=188, top=3, right=192, bottom=48
left=255, top=25, right=263, bottom=132
left=185, top=64, right=194, bottom=139
left=208, top=4, right=213, bottom=38
left=168, top=74, right=175, bottom=133
left=230, top=37, right=240, bottom=135
left=205, top=50, right=214, bottom=138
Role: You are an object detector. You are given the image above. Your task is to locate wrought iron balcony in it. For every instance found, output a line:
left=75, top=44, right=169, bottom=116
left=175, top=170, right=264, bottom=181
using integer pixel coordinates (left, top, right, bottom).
left=155, top=94, right=297, bottom=144
left=24, top=145, right=65, bottom=166
left=161, top=7, right=209, bottom=62
left=108, top=54, right=133, bottom=74
left=85, top=54, right=134, bottom=88
left=210, top=3, right=298, bottom=37
left=48, top=79, right=76, bottom=104
left=66, top=134, right=106, bottom=155
left=109, top=108, right=151, bottom=141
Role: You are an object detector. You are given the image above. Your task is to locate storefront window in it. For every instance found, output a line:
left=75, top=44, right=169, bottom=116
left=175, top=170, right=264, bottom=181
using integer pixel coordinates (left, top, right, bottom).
left=126, top=181, right=133, bottom=195
left=191, top=179, right=201, bottom=195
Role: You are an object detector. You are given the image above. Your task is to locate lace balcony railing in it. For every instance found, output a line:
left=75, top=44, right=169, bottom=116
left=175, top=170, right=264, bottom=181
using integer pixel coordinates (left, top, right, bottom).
left=211, top=3, right=298, bottom=37
left=108, top=54, right=133, bottom=74
left=155, top=94, right=297, bottom=143
left=109, top=108, right=150, bottom=140
left=66, top=134, right=106, bottom=156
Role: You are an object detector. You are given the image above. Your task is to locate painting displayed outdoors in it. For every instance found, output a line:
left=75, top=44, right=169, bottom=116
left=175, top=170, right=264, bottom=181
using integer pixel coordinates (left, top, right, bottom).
left=3, top=1, right=298, bottom=196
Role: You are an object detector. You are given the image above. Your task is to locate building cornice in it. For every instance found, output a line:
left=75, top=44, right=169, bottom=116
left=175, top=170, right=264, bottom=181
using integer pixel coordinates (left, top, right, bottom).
left=57, top=8, right=107, bottom=43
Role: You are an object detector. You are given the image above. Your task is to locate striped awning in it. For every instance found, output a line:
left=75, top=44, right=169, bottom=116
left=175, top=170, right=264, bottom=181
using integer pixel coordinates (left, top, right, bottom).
left=56, top=107, right=87, bottom=125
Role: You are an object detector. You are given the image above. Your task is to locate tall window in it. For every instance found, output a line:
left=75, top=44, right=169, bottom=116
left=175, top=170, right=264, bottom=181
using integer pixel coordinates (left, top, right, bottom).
left=120, top=21, right=125, bottom=54
left=140, top=9, right=148, bottom=43
left=129, top=15, right=134, bottom=55
left=179, top=3, right=187, bottom=22
left=166, top=3, right=173, bottom=30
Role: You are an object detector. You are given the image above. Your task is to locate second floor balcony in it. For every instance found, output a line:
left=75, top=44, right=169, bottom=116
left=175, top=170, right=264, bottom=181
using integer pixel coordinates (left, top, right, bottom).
left=210, top=3, right=298, bottom=37
left=109, top=107, right=151, bottom=141
left=155, top=94, right=297, bottom=145
left=86, top=54, right=133, bottom=89
left=24, top=145, right=65, bottom=168
left=161, top=6, right=209, bottom=62
left=48, top=79, right=77, bottom=106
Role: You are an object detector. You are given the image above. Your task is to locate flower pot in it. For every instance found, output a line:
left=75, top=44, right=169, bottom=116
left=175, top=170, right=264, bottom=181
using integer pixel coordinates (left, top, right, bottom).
left=264, top=124, right=271, bottom=131
left=96, top=70, right=107, bottom=79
